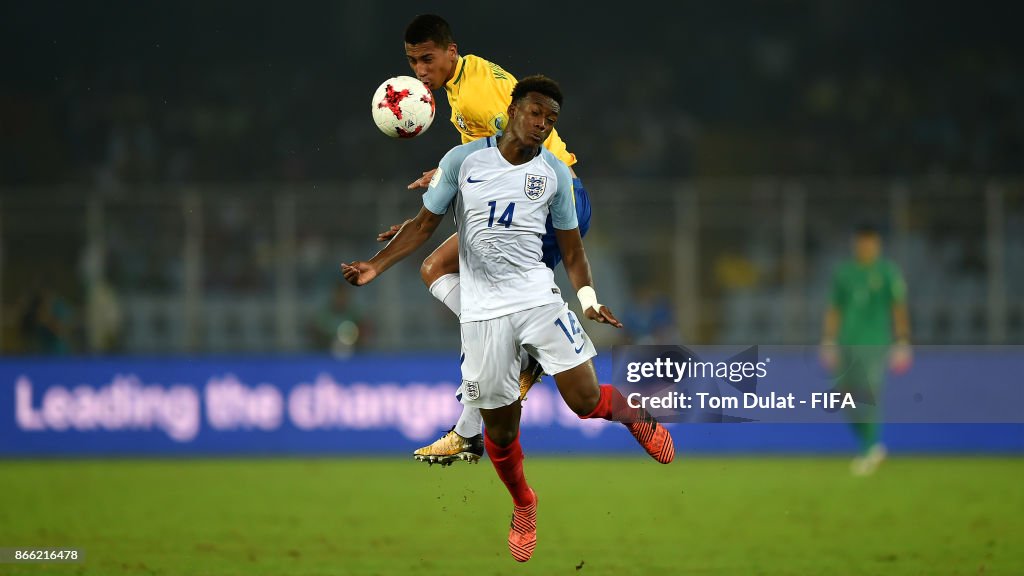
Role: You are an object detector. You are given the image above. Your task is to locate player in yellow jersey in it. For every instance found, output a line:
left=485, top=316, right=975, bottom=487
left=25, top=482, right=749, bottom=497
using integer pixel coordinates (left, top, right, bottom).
left=377, top=14, right=594, bottom=465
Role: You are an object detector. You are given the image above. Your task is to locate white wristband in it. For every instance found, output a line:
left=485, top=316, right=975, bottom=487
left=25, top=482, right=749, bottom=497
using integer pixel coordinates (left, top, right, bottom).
left=577, top=286, right=602, bottom=313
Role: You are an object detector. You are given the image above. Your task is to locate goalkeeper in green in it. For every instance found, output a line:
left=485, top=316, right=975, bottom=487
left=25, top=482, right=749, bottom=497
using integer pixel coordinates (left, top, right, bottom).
left=821, top=223, right=912, bottom=476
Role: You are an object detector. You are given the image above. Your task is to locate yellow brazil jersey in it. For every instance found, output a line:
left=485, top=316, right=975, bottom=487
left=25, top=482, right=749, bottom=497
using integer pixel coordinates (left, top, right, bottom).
left=444, top=54, right=577, bottom=167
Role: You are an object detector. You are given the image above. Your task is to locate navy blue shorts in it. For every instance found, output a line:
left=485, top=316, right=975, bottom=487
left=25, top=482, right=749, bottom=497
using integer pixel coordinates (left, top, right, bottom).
left=541, top=177, right=592, bottom=269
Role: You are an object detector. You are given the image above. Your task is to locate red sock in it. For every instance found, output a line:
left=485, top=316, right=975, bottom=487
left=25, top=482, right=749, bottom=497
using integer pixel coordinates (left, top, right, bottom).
left=580, top=385, right=642, bottom=422
left=484, top=432, right=534, bottom=507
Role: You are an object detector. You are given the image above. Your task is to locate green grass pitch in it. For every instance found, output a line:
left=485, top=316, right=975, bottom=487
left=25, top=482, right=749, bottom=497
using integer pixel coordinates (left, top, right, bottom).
left=0, top=457, right=1021, bottom=575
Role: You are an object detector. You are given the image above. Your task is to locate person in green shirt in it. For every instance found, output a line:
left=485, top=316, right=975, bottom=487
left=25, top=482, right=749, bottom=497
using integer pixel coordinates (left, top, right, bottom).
left=821, top=223, right=912, bottom=475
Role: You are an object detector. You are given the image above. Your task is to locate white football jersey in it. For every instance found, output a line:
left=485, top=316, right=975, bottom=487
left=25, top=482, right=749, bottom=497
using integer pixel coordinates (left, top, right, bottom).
left=422, top=135, right=578, bottom=322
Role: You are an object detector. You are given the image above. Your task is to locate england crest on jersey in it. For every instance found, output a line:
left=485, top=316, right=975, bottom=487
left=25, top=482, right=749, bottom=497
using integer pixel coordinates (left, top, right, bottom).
left=525, top=174, right=547, bottom=200
left=462, top=380, right=480, bottom=401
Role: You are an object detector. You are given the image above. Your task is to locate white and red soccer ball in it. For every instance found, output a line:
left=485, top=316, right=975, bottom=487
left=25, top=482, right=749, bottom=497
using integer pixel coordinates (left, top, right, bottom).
left=371, top=76, right=435, bottom=138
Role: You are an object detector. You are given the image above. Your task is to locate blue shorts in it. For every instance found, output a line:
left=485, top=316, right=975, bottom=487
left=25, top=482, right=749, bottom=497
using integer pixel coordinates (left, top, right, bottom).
left=541, top=177, right=592, bottom=269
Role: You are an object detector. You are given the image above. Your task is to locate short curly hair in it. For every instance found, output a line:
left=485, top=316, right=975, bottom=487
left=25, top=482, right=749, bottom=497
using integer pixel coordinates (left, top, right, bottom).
left=510, top=75, right=563, bottom=107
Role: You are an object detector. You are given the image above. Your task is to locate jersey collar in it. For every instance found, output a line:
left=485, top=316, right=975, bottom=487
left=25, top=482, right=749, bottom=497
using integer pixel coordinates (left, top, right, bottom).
left=445, top=56, right=466, bottom=93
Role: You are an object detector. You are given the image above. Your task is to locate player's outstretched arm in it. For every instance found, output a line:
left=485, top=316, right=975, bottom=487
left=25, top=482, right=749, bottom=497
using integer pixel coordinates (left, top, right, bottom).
left=342, top=207, right=443, bottom=286
left=554, top=228, right=623, bottom=328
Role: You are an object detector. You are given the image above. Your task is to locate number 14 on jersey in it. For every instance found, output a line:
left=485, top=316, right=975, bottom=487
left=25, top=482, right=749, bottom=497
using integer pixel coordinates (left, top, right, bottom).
left=487, top=201, right=515, bottom=228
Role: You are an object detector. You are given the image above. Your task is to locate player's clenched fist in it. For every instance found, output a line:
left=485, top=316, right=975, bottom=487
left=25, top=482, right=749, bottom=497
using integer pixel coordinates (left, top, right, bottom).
left=341, top=261, right=378, bottom=286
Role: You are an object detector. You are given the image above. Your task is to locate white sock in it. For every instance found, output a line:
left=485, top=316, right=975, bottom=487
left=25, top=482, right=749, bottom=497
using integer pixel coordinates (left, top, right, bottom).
left=428, top=273, right=461, bottom=318
left=454, top=405, right=483, bottom=438
left=432, top=272, right=477, bottom=435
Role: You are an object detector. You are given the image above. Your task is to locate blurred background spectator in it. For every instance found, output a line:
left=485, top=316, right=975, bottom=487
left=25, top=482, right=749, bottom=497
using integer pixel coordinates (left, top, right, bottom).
left=307, top=281, right=369, bottom=358
left=18, top=284, right=74, bottom=355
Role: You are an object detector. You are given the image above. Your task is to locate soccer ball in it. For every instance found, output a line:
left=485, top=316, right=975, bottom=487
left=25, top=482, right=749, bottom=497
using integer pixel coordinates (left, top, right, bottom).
left=371, top=76, right=435, bottom=138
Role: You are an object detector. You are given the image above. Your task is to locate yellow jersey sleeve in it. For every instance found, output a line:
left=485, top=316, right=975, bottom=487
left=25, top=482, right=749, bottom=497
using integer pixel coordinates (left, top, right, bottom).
left=444, top=54, right=577, bottom=167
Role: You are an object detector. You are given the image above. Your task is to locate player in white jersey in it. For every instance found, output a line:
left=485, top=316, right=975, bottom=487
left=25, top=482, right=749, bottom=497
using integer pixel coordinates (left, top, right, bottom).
left=342, top=76, right=674, bottom=562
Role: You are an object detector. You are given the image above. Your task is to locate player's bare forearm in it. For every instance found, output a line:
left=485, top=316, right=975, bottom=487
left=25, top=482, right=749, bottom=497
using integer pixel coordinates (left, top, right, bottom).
left=555, top=228, right=622, bottom=328
left=342, top=207, right=442, bottom=286
left=818, top=306, right=842, bottom=370
left=370, top=207, right=442, bottom=271
left=822, top=307, right=840, bottom=343
left=892, top=303, right=910, bottom=342
left=554, top=228, right=593, bottom=291
left=890, top=303, right=913, bottom=373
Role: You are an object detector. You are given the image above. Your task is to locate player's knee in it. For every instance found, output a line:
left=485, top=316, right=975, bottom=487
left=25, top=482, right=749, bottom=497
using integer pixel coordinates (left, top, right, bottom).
left=420, top=251, right=459, bottom=287
left=419, top=256, right=440, bottom=288
left=485, top=425, right=518, bottom=447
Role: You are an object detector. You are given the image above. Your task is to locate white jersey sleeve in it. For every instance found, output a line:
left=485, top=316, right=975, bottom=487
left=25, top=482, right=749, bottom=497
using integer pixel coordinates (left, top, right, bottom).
left=422, top=140, right=490, bottom=215
left=546, top=156, right=578, bottom=230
